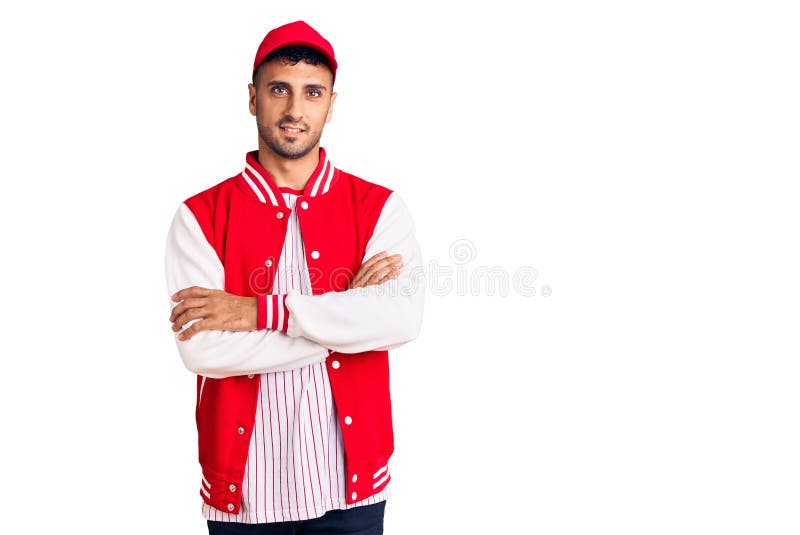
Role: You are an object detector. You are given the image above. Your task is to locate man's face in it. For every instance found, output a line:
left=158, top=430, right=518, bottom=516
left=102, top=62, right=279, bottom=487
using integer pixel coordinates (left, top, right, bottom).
left=249, top=59, right=337, bottom=160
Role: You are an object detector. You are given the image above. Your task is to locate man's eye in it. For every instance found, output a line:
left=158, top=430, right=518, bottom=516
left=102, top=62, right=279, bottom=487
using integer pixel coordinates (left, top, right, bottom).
left=272, top=87, right=287, bottom=95
left=308, top=90, right=321, bottom=97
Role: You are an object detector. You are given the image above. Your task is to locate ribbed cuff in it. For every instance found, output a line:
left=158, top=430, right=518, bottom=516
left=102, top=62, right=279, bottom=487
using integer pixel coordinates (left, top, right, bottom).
left=258, top=294, right=289, bottom=333
left=256, top=294, right=267, bottom=330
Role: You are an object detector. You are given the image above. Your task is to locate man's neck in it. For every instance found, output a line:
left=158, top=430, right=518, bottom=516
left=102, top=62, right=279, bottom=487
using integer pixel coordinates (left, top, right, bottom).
left=257, top=142, right=320, bottom=192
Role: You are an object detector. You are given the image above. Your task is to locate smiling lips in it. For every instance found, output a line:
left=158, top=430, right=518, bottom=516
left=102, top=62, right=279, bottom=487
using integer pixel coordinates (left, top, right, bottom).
left=280, top=125, right=305, bottom=136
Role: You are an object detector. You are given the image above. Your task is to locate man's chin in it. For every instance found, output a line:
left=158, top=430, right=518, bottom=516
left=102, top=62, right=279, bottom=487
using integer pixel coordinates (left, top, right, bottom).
left=258, top=123, right=321, bottom=158
left=259, top=129, right=320, bottom=160
left=273, top=138, right=318, bottom=159
left=275, top=144, right=312, bottom=159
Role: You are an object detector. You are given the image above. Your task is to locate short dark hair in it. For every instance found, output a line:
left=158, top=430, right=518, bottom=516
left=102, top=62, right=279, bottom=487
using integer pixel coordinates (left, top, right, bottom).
left=253, top=45, right=334, bottom=87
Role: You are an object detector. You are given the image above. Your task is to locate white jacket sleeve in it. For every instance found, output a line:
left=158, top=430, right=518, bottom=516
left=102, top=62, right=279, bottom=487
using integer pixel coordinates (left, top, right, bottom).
left=284, top=192, right=426, bottom=353
left=165, top=203, right=329, bottom=379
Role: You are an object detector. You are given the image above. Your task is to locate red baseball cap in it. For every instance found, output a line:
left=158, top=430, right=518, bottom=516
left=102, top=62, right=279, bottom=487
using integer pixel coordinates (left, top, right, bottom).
left=252, top=20, right=338, bottom=83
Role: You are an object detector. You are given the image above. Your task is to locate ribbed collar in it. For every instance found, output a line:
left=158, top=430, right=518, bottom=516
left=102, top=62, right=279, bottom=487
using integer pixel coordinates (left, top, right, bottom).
left=238, top=147, right=338, bottom=208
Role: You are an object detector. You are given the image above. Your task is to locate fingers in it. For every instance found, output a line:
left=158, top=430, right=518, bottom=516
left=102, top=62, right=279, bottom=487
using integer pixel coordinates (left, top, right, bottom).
left=365, top=255, right=402, bottom=285
left=360, top=251, right=390, bottom=271
left=176, top=319, right=210, bottom=341
left=172, top=306, right=209, bottom=332
left=352, top=268, right=396, bottom=289
left=366, top=254, right=403, bottom=281
left=169, top=297, right=208, bottom=323
left=350, top=253, right=403, bottom=289
left=171, top=286, right=213, bottom=303
left=363, top=259, right=401, bottom=286
left=169, top=287, right=218, bottom=330
left=350, top=252, right=385, bottom=288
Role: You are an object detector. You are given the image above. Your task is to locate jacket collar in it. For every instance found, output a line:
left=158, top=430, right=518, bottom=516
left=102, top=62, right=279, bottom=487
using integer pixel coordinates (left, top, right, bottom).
left=238, top=147, right=338, bottom=208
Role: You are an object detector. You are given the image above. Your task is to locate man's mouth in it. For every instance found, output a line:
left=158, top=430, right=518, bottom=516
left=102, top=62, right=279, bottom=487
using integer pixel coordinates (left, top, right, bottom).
left=280, top=125, right=305, bottom=135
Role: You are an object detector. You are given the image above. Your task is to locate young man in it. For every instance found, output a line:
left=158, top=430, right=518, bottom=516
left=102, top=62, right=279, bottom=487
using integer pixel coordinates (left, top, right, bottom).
left=164, top=20, right=425, bottom=534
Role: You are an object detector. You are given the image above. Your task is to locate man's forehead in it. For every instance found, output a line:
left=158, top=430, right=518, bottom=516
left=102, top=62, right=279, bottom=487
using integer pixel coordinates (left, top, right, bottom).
left=259, top=59, right=334, bottom=87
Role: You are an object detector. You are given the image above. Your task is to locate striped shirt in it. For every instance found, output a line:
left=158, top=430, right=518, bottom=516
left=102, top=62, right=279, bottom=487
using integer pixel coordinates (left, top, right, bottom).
left=201, top=188, right=390, bottom=523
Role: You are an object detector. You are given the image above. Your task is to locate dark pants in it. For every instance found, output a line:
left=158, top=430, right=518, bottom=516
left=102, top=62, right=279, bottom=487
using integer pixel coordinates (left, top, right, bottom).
left=207, top=501, right=385, bottom=535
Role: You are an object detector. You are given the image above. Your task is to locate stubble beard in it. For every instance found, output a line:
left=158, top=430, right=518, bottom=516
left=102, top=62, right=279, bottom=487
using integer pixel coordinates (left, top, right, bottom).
left=257, top=120, right=322, bottom=160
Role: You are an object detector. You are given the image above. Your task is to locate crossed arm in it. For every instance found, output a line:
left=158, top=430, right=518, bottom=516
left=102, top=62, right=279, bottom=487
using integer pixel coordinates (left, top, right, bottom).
left=169, top=250, right=402, bottom=340
left=164, top=192, right=425, bottom=379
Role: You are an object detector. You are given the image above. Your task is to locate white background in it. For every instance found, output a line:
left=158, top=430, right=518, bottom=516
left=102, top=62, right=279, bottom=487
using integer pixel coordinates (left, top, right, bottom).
left=1, top=1, right=798, bottom=533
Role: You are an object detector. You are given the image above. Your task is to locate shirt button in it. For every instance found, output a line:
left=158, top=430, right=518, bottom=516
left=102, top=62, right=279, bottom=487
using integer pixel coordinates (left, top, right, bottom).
left=352, top=474, right=358, bottom=483
left=331, top=360, right=340, bottom=369
left=237, top=427, right=245, bottom=435
left=227, top=503, right=235, bottom=512
left=265, top=259, right=273, bottom=267
left=300, top=201, right=309, bottom=209
left=229, top=484, right=236, bottom=492
left=351, top=492, right=357, bottom=501
left=344, top=416, right=352, bottom=425
left=276, top=212, right=284, bottom=219
left=311, top=250, right=320, bottom=259
left=247, top=374, right=254, bottom=379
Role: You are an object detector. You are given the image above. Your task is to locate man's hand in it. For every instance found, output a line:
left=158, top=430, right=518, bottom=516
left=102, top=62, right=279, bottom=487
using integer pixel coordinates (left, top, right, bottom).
left=170, top=287, right=256, bottom=341
left=348, top=251, right=403, bottom=289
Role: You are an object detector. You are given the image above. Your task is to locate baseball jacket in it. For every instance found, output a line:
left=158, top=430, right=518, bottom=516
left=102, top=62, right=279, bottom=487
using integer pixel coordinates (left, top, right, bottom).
left=165, top=148, right=425, bottom=515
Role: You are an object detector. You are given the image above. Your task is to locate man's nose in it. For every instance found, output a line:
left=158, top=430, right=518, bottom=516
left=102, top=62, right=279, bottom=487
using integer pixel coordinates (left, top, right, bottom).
left=285, top=93, right=303, bottom=121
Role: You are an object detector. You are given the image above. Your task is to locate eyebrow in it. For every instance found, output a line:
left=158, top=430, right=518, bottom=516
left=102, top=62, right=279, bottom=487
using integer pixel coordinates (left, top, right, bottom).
left=267, top=81, right=328, bottom=91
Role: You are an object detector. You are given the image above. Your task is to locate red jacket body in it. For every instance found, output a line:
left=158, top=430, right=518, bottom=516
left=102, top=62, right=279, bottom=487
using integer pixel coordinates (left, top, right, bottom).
left=165, top=149, right=425, bottom=515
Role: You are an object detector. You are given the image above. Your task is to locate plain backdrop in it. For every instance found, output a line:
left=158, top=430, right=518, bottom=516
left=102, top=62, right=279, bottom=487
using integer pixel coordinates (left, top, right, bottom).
left=1, top=1, right=798, bottom=533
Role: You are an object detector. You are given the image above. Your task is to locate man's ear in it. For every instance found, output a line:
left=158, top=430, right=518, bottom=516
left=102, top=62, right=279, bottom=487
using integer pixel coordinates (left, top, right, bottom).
left=325, top=92, right=337, bottom=123
left=248, top=83, right=257, bottom=116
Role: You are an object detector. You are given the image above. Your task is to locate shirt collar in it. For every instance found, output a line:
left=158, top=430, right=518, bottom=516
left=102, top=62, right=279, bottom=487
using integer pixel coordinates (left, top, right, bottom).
left=239, top=147, right=337, bottom=207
